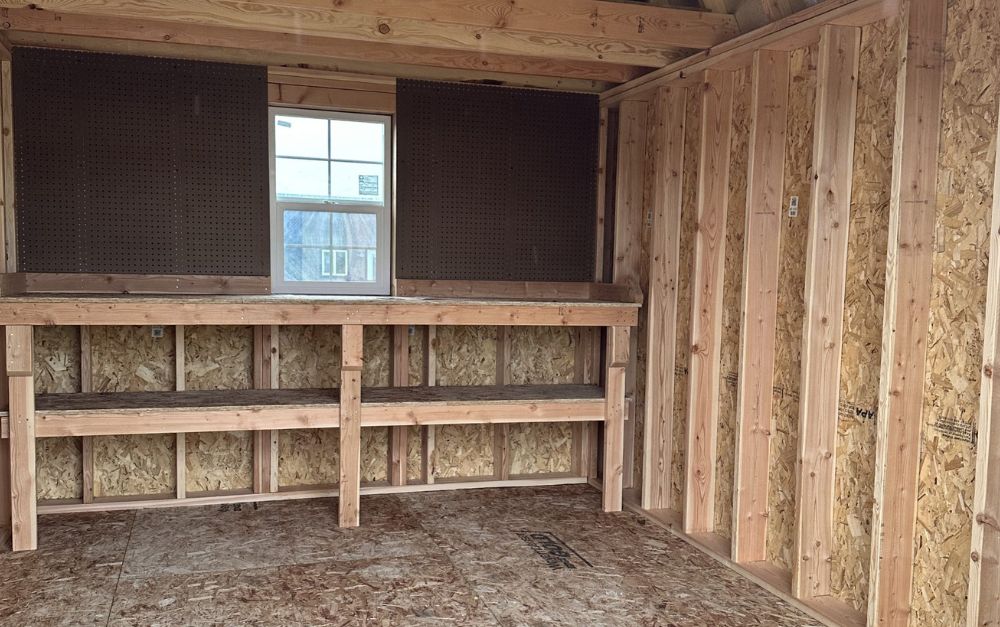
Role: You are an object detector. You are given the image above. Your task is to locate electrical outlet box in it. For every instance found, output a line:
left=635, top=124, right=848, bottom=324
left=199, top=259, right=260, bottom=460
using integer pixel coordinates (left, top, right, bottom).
left=151, top=326, right=165, bottom=339
left=788, top=195, right=800, bottom=218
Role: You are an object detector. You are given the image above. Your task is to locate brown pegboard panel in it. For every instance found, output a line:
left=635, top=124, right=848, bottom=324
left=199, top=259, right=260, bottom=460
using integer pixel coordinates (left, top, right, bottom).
left=396, top=80, right=598, bottom=282
left=13, top=47, right=268, bottom=275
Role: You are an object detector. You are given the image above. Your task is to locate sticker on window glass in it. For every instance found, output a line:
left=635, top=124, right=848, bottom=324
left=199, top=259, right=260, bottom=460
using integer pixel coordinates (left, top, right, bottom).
left=359, top=175, right=379, bottom=196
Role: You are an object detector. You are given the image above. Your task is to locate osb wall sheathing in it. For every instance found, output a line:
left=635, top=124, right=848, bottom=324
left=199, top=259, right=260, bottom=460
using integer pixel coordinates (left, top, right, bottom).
left=671, top=85, right=701, bottom=510
left=912, top=1, right=999, bottom=624
left=766, top=44, right=817, bottom=570
left=183, top=326, right=253, bottom=493
left=91, top=326, right=176, bottom=497
left=360, top=325, right=390, bottom=482
left=278, top=325, right=341, bottom=389
left=434, top=326, right=496, bottom=478
left=407, top=327, right=425, bottom=482
left=509, top=326, right=576, bottom=475
left=277, top=325, right=341, bottom=487
left=277, top=326, right=389, bottom=487
left=715, top=65, right=751, bottom=538
left=363, top=325, right=391, bottom=388
left=34, top=326, right=82, bottom=500
left=830, top=18, right=897, bottom=612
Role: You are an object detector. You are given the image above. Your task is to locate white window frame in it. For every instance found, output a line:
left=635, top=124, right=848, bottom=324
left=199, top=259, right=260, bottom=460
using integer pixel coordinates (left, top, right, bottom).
left=269, top=107, right=392, bottom=295
left=321, top=249, right=349, bottom=277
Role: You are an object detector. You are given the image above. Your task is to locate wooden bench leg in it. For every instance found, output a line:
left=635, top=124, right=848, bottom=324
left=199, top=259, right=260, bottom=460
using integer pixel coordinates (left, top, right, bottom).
left=7, top=326, right=36, bottom=550
left=603, top=326, right=629, bottom=513
left=339, top=324, right=363, bottom=528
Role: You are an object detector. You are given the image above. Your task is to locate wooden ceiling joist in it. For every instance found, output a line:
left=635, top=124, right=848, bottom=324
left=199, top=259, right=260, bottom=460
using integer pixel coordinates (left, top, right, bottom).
left=0, top=8, right=642, bottom=88
left=0, top=0, right=734, bottom=68
left=308, top=0, right=739, bottom=49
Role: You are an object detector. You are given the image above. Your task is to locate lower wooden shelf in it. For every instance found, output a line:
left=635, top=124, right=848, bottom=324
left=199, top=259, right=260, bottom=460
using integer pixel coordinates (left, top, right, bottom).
left=0, top=384, right=605, bottom=438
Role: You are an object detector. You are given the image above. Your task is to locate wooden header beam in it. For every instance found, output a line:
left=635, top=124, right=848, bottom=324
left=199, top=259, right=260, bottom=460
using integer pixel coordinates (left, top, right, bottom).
left=0, top=295, right=639, bottom=327
left=0, top=0, right=732, bottom=67
left=1, top=10, right=636, bottom=88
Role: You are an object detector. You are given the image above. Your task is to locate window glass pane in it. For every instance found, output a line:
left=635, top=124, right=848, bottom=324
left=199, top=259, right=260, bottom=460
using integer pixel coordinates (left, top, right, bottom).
left=274, top=115, right=328, bottom=159
left=283, top=210, right=377, bottom=284
left=284, top=246, right=326, bottom=282
left=283, top=210, right=331, bottom=246
left=330, top=120, right=385, bottom=163
left=276, top=157, right=329, bottom=199
left=330, top=161, right=384, bottom=204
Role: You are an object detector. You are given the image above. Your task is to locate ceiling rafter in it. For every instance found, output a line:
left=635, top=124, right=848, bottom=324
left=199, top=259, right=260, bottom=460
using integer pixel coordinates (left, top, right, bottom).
left=0, top=0, right=737, bottom=68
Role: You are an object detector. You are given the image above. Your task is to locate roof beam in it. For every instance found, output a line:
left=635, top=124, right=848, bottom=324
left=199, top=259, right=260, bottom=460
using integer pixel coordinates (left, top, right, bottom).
left=1, top=9, right=641, bottom=89
left=0, top=0, right=732, bottom=66
left=316, top=0, right=738, bottom=49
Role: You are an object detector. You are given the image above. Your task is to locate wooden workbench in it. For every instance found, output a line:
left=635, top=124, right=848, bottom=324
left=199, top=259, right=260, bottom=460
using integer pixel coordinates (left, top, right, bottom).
left=0, top=295, right=638, bottom=551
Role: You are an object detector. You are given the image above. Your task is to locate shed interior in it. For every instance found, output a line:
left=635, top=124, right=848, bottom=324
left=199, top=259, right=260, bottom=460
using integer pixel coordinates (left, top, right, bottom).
left=0, top=0, right=998, bottom=626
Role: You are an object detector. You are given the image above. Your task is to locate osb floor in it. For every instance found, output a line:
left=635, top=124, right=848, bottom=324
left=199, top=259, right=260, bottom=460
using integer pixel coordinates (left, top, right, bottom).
left=0, top=485, right=817, bottom=626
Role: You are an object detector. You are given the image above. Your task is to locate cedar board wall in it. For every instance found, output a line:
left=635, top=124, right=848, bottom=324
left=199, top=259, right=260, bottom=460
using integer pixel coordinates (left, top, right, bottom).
left=624, top=3, right=1000, bottom=624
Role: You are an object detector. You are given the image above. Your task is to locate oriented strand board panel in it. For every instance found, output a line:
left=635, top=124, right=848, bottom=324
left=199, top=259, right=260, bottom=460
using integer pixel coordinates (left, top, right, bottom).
left=407, top=327, right=425, bottom=482
left=34, top=326, right=82, bottom=500
left=183, top=326, right=253, bottom=493
left=911, top=1, right=999, bottom=624
left=406, top=424, right=423, bottom=482
left=363, top=325, right=391, bottom=388
left=434, top=326, right=496, bottom=478
left=409, top=326, right=425, bottom=386
left=278, top=325, right=389, bottom=486
left=510, top=423, right=573, bottom=475
left=361, top=427, right=389, bottom=483
left=34, top=326, right=80, bottom=394
left=278, top=428, right=339, bottom=488
left=830, top=18, right=897, bottom=612
left=91, top=326, right=176, bottom=497
left=35, top=437, right=81, bottom=501
left=185, top=431, right=253, bottom=492
left=671, top=86, right=701, bottom=510
left=715, top=65, right=751, bottom=539
left=509, top=327, right=575, bottom=386
left=278, top=325, right=340, bottom=485
left=279, top=326, right=341, bottom=389
left=509, top=326, right=576, bottom=475
left=434, top=423, right=494, bottom=479
left=766, top=45, right=817, bottom=570
left=184, top=326, right=253, bottom=390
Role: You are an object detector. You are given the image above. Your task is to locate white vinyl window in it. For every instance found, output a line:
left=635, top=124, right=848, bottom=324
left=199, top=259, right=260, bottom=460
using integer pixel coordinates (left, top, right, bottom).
left=269, top=108, right=391, bottom=295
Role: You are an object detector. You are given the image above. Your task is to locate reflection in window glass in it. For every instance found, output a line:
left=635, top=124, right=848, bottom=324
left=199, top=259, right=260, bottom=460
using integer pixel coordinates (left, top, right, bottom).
left=330, top=120, right=385, bottom=162
left=274, top=116, right=328, bottom=159
left=275, top=158, right=328, bottom=199
left=283, top=210, right=377, bottom=283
